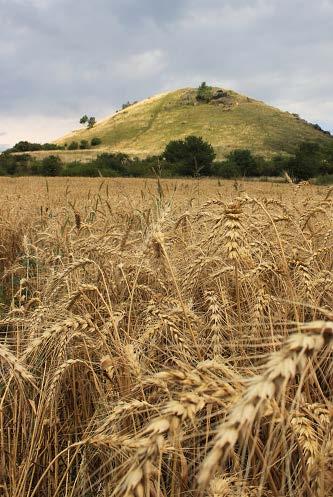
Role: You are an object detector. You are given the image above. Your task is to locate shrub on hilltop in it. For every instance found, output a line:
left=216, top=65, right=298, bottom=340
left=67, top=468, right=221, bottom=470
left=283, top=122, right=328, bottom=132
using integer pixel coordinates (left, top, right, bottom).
left=196, top=82, right=213, bottom=103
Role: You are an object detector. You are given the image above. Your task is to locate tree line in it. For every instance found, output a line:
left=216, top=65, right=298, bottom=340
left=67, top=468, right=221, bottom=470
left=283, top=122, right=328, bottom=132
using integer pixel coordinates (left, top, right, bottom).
left=1, top=135, right=333, bottom=183
left=7, top=137, right=102, bottom=153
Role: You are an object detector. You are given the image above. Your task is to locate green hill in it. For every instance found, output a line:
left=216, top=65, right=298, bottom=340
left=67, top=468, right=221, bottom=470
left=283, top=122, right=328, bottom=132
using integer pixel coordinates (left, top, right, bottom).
left=54, top=87, right=332, bottom=160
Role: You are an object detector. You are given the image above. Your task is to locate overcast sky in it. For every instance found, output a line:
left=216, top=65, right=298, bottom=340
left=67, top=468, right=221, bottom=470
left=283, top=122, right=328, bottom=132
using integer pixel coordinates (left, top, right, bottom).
left=1, top=0, right=332, bottom=149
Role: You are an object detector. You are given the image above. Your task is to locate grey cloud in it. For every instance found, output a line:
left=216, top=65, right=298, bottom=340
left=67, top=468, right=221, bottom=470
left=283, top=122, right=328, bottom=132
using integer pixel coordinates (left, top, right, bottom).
left=0, top=0, right=332, bottom=145
left=110, top=0, right=190, bottom=24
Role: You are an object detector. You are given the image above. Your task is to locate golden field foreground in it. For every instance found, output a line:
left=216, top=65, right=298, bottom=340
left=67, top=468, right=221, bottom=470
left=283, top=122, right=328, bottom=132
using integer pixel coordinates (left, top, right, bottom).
left=0, top=177, right=333, bottom=497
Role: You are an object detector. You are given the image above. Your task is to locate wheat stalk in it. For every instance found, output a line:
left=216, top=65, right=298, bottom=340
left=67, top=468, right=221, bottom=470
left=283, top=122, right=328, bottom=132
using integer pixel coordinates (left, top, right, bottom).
left=198, top=321, right=333, bottom=487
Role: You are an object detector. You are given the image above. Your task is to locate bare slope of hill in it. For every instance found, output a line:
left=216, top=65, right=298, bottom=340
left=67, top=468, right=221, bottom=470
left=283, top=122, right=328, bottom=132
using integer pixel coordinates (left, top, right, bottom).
left=53, top=87, right=331, bottom=160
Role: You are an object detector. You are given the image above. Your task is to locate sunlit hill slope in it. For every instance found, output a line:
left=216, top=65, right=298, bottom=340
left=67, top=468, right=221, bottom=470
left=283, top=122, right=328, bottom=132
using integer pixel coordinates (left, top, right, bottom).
left=52, top=87, right=332, bottom=161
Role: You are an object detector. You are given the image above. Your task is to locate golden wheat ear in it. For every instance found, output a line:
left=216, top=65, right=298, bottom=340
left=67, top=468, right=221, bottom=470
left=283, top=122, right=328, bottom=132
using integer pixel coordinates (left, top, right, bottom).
left=198, top=321, right=333, bottom=488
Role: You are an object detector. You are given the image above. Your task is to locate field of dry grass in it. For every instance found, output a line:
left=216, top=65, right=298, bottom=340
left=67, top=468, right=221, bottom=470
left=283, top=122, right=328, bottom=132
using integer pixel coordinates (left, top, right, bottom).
left=0, top=176, right=332, bottom=497
left=13, top=149, right=107, bottom=163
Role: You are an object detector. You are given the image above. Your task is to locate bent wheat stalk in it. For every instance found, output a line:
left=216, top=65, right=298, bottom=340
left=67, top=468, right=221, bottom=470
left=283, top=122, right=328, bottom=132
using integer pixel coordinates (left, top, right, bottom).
left=198, top=321, right=333, bottom=488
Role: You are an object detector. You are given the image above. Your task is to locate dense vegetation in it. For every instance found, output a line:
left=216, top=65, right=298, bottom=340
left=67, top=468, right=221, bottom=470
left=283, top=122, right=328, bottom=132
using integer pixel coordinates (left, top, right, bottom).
left=6, top=141, right=65, bottom=153
left=2, top=135, right=333, bottom=182
left=6, top=138, right=103, bottom=153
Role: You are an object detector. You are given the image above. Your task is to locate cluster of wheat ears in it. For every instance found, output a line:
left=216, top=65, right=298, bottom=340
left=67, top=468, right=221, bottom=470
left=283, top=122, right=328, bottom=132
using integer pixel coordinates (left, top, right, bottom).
left=0, top=177, right=332, bottom=497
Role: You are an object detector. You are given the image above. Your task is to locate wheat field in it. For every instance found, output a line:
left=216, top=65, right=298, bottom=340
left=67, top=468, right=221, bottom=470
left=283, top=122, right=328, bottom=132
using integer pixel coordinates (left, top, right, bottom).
left=0, top=176, right=332, bottom=497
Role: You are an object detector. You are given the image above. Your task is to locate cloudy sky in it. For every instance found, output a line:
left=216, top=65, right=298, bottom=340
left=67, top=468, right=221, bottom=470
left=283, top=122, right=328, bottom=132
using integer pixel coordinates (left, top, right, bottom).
left=1, top=0, right=332, bottom=149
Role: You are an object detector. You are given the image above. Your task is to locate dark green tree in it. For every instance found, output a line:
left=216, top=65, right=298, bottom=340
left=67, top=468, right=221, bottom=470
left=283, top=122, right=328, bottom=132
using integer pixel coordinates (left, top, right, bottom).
left=9, top=141, right=43, bottom=152
left=79, top=140, right=89, bottom=149
left=40, top=156, right=62, bottom=176
left=212, top=160, right=240, bottom=178
left=80, top=115, right=89, bottom=126
left=288, top=142, right=321, bottom=181
left=91, top=137, right=102, bottom=146
left=68, top=141, right=79, bottom=150
left=318, top=142, right=333, bottom=175
left=196, top=82, right=213, bottom=103
left=268, top=154, right=290, bottom=176
left=0, top=153, right=17, bottom=174
left=163, top=135, right=215, bottom=176
left=225, top=149, right=258, bottom=177
left=96, top=153, right=129, bottom=174
left=87, top=117, right=96, bottom=129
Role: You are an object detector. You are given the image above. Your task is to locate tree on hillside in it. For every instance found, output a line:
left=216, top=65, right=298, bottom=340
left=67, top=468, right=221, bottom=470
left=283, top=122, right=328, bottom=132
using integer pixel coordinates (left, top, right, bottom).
left=79, top=115, right=96, bottom=129
left=68, top=141, right=79, bottom=150
left=80, top=115, right=89, bottom=126
left=91, top=137, right=102, bottom=146
left=163, top=135, right=215, bottom=176
left=87, top=117, right=96, bottom=129
left=79, top=140, right=90, bottom=149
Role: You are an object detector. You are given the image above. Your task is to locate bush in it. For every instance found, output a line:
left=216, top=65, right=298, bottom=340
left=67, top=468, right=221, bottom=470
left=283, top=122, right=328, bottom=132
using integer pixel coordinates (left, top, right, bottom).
left=212, top=151, right=290, bottom=178
left=212, top=160, right=240, bottom=178
left=6, top=141, right=63, bottom=153
left=9, top=141, right=43, bottom=153
left=0, top=153, right=18, bottom=174
left=196, top=82, right=213, bottom=103
left=224, top=149, right=258, bottom=177
left=0, top=153, right=32, bottom=175
left=42, top=143, right=62, bottom=151
left=163, top=135, right=215, bottom=176
left=91, top=137, right=102, bottom=147
left=79, top=140, right=89, bottom=150
left=68, top=141, right=79, bottom=150
left=267, top=155, right=290, bottom=176
left=287, top=142, right=321, bottom=181
left=62, top=161, right=99, bottom=177
left=315, top=174, right=333, bottom=185
left=126, top=158, right=151, bottom=177
left=40, top=156, right=62, bottom=176
left=96, top=153, right=129, bottom=174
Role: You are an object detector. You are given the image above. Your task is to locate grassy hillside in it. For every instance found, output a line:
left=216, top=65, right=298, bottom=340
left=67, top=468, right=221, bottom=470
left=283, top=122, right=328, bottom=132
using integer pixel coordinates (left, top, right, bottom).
left=53, top=87, right=332, bottom=160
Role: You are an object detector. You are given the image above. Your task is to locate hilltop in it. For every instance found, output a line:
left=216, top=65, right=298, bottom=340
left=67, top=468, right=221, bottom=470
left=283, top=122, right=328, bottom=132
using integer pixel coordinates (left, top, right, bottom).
left=51, top=87, right=331, bottom=160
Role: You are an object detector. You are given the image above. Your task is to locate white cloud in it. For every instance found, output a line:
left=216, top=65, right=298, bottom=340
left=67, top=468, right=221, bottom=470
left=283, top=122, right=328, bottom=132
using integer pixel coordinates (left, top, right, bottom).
left=115, top=50, right=167, bottom=79
left=2, top=114, right=79, bottom=144
left=274, top=99, right=333, bottom=129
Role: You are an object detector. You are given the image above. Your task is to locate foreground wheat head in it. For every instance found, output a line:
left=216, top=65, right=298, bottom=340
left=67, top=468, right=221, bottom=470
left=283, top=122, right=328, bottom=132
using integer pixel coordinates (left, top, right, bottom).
left=0, top=177, right=332, bottom=497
